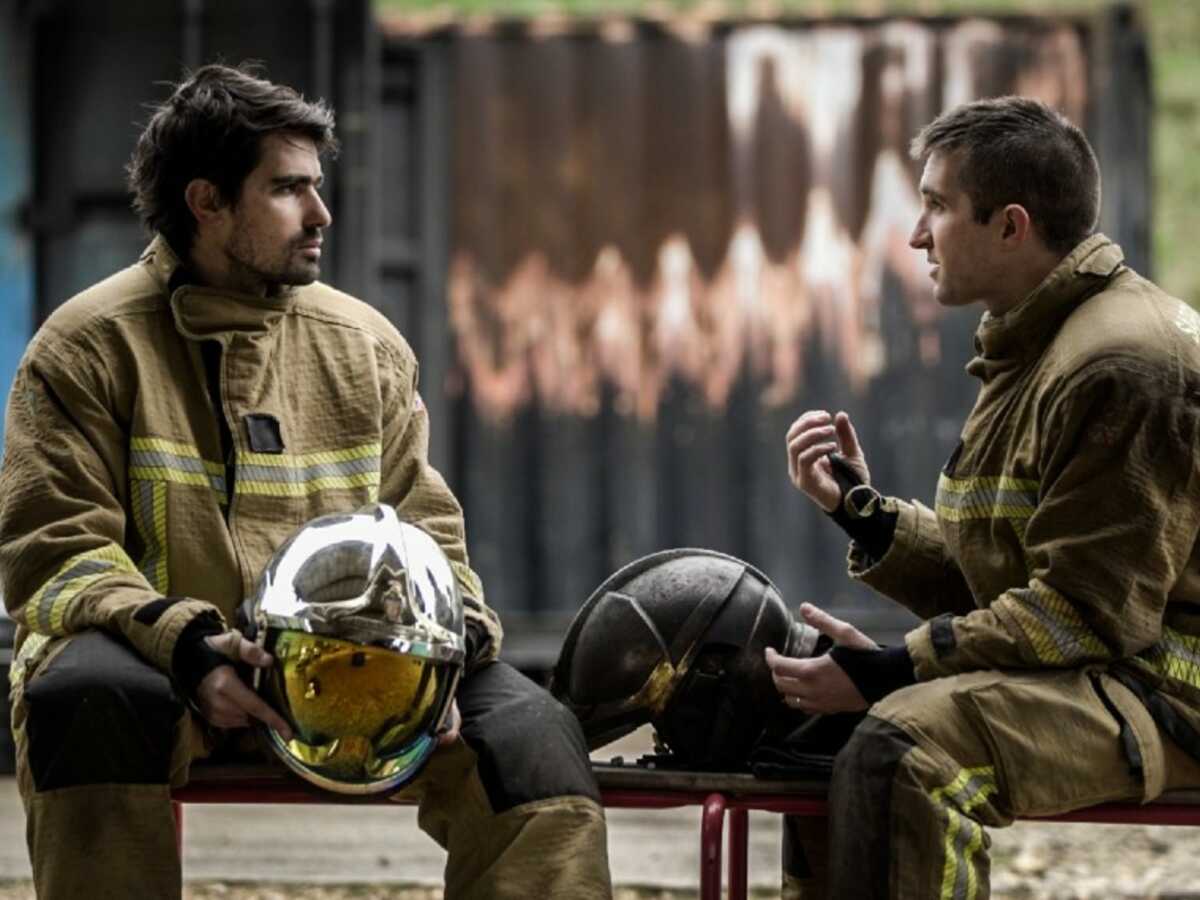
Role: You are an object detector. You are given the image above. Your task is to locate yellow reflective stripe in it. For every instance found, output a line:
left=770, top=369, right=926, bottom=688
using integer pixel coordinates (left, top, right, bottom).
left=933, top=766, right=997, bottom=900
left=936, top=473, right=1038, bottom=524
left=25, top=544, right=139, bottom=636
left=129, top=435, right=226, bottom=500
left=1138, top=627, right=1200, bottom=691
left=1005, top=581, right=1108, bottom=665
left=9, top=632, right=51, bottom=691
left=131, top=480, right=169, bottom=592
left=240, top=442, right=381, bottom=468
left=236, top=472, right=381, bottom=497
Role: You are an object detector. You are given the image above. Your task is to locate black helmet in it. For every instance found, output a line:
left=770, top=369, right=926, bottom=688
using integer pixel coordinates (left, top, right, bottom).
left=550, top=548, right=819, bottom=769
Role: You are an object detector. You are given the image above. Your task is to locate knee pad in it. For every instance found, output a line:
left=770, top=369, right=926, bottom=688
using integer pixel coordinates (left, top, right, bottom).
left=459, top=662, right=600, bottom=811
left=23, top=631, right=184, bottom=790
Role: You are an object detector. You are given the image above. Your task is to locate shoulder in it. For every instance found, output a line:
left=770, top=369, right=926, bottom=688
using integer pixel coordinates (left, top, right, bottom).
left=27, top=263, right=162, bottom=364
left=288, top=282, right=416, bottom=374
left=1052, top=269, right=1199, bottom=384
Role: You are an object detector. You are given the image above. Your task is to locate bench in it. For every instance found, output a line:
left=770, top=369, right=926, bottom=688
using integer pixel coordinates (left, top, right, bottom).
left=173, top=762, right=1200, bottom=900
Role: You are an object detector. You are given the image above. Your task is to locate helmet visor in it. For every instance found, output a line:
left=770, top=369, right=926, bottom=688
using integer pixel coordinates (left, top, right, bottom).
left=262, top=629, right=453, bottom=792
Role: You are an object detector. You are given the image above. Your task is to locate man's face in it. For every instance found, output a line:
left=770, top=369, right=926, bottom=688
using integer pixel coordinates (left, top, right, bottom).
left=222, top=132, right=332, bottom=291
left=909, top=150, right=1001, bottom=311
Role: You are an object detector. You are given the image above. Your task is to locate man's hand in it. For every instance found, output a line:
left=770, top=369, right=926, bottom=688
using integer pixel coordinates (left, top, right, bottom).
left=437, top=700, right=462, bottom=747
left=785, top=410, right=870, bottom=512
left=765, top=603, right=878, bottom=714
left=195, top=631, right=293, bottom=740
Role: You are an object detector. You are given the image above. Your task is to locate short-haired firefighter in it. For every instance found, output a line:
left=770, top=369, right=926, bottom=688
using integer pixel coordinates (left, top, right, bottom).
left=772, top=96, right=1200, bottom=899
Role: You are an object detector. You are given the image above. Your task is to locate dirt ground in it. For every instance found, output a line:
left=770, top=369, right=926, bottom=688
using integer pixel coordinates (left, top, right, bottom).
left=5, top=817, right=1200, bottom=899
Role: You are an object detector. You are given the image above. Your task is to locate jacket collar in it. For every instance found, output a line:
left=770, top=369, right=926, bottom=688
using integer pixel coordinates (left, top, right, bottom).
left=966, top=234, right=1125, bottom=382
left=139, top=234, right=296, bottom=343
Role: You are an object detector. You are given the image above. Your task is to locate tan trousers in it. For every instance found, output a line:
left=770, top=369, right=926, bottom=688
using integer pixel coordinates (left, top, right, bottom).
left=784, top=668, right=1200, bottom=899
left=13, top=631, right=612, bottom=900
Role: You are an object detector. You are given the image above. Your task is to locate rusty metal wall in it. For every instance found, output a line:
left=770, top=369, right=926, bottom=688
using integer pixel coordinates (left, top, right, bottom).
left=425, top=10, right=1151, bottom=662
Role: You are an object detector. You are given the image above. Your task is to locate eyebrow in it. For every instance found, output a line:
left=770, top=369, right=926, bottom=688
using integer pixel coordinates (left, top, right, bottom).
left=271, top=174, right=324, bottom=189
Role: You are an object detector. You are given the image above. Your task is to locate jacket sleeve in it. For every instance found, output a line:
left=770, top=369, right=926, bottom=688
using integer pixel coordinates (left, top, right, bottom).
left=904, top=360, right=1200, bottom=681
left=846, top=496, right=979, bottom=620
left=378, top=350, right=502, bottom=670
left=0, top=339, right=223, bottom=675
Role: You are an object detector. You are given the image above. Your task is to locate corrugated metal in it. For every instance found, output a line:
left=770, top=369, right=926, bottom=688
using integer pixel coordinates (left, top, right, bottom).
left=409, top=11, right=1150, bottom=662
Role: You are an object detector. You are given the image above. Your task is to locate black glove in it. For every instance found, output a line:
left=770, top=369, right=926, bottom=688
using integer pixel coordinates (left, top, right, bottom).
left=825, top=452, right=898, bottom=561
left=172, top=609, right=231, bottom=699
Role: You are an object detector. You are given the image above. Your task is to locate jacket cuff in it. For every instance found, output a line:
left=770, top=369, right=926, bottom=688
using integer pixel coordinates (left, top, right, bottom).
left=141, top=598, right=228, bottom=673
left=848, top=498, right=925, bottom=587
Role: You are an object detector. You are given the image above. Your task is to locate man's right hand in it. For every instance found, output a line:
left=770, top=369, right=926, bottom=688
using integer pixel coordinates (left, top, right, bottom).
left=195, top=631, right=293, bottom=740
left=785, top=410, right=870, bottom=512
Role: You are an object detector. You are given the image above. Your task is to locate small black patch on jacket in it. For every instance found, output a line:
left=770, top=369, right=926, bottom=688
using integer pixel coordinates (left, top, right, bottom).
left=133, top=597, right=183, bottom=626
left=244, top=413, right=285, bottom=453
left=930, top=614, right=957, bottom=658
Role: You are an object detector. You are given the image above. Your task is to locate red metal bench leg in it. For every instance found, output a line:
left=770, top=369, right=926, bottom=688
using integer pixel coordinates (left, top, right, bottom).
left=700, top=792, right=727, bottom=900
left=728, top=807, right=749, bottom=900
left=172, top=800, right=183, bottom=854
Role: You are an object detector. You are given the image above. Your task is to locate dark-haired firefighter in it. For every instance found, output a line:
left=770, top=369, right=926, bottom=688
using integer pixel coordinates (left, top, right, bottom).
left=772, top=96, right=1200, bottom=899
left=1, top=64, right=611, bottom=900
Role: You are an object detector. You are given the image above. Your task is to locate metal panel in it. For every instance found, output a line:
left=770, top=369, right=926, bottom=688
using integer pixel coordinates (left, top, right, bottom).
left=390, top=12, right=1151, bottom=664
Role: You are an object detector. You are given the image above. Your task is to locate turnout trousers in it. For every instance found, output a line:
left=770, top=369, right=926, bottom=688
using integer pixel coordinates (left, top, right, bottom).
left=11, top=630, right=612, bottom=900
left=782, top=668, right=1200, bottom=899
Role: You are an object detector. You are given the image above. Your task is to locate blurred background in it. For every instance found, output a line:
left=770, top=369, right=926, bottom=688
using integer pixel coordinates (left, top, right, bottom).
left=0, top=0, right=1196, bottom=770
left=0, top=2, right=1198, bottom=897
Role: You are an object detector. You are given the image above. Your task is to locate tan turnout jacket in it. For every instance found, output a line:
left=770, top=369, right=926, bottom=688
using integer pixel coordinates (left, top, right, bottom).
left=853, top=234, right=1200, bottom=733
left=1, top=236, right=501, bottom=691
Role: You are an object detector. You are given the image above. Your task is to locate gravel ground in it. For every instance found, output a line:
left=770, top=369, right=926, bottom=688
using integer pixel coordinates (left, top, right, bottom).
left=3, top=820, right=1200, bottom=899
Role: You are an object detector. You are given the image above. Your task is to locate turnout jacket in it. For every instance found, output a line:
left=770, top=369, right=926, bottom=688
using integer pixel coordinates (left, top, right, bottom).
left=2, top=236, right=501, bottom=691
left=853, top=235, right=1200, bottom=734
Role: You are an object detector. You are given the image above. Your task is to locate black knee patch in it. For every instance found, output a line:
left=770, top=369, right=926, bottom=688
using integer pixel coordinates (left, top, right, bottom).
left=457, top=661, right=600, bottom=812
left=827, top=715, right=917, bottom=900
left=23, top=631, right=184, bottom=791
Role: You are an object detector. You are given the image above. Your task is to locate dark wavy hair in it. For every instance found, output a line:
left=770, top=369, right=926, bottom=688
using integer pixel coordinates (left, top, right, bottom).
left=910, top=96, right=1100, bottom=256
left=127, top=63, right=338, bottom=255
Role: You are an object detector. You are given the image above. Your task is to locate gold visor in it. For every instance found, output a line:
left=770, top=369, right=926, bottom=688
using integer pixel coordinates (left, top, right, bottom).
left=264, top=630, right=446, bottom=786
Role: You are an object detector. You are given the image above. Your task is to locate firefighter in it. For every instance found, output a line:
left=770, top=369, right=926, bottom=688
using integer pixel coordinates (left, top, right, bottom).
left=775, top=96, right=1200, bottom=898
left=0, top=63, right=611, bottom=900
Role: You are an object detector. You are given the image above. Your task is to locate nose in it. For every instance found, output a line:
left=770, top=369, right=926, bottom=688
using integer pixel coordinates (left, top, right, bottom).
left=908, top=213, right=930, bottom=251
left=307, top=189, right=332, bottom=229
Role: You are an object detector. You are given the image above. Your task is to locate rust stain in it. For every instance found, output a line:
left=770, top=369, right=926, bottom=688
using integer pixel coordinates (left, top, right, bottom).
left=448, top=21, right=1089, bottom=423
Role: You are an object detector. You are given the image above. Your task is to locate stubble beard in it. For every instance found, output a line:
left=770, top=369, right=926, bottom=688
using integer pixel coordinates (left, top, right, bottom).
left=225, top=220, right=321, bottom=294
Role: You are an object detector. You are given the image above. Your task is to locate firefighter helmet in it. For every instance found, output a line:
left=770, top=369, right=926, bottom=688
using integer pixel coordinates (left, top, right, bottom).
left=241, top=504, right=464, bottom=795
left=550, top=548, right=819, bottom=769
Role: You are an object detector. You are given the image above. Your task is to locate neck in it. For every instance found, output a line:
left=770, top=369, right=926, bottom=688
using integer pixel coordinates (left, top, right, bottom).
left=984, top=249, right=1066, bottom=317
left=187, top=238, right=268, bottom=297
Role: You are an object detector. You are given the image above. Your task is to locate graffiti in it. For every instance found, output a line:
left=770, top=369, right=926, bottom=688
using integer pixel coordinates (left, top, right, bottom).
left=449, top=19, right=1088, bottom=422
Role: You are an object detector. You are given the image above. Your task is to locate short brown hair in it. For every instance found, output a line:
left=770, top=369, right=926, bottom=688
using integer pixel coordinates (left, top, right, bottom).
left=127, top=63, right=338, bottom=255
left=910, top=96, right=1100, bottom=255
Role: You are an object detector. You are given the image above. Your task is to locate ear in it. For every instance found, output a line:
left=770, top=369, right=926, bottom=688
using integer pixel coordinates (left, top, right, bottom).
left=184, top=178, right=228, bottom=229
left=998, top=203, right=1034, bottom=249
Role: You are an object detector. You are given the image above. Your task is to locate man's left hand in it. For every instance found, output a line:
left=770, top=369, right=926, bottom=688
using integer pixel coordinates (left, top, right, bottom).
left=765, top=603, right=878, bottom=714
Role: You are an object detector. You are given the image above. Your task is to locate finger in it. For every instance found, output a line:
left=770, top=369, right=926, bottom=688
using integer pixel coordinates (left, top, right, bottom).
left=765, top=647, right=819, bottom=679
left=787, top=425, right=837, bottom=461
left=800, top=603, right=877, bottom=650
left=223, top=677, right=294, bottom=740
left=785, top=410, right=831, bottom=444
left=835, top=412, right=862, bottom=459
left=794, top=440, right=839, bottom=476
left=233, top=635, right=274, bottom=669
